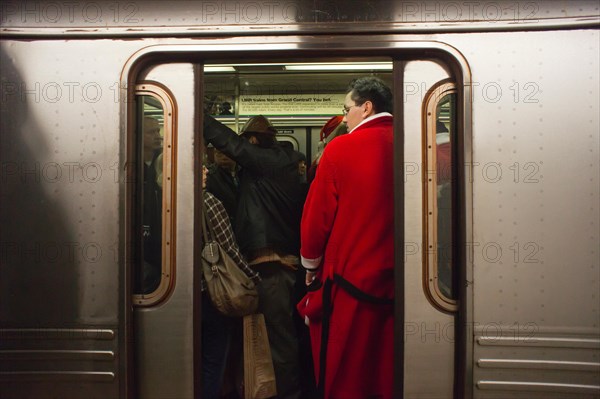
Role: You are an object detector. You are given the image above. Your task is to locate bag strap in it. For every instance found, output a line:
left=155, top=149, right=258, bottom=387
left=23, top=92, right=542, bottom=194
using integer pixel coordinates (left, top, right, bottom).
left=201, top=200, right=214, bottom=243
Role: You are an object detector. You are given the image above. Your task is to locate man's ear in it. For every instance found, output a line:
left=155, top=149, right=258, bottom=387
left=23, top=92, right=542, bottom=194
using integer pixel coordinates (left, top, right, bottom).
left=248, top=135, right=259, bottom=145
left=362, top=100, right=374, bottom=117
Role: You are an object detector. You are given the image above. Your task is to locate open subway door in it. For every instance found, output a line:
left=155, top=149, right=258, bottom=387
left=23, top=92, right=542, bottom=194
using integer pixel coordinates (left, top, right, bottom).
left=130, top=63, right=198, bottom=399
left=399, top=59, right=467, bottom=398
left=127, top=55, right=470, bottom=399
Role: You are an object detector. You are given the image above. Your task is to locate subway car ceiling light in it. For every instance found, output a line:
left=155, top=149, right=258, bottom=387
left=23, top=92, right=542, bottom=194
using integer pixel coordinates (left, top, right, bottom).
left=204, top=66, right=236, bottom=72
left=285, top=62, right=392, bottom=71
left=204, top=62, right=392, bottom=73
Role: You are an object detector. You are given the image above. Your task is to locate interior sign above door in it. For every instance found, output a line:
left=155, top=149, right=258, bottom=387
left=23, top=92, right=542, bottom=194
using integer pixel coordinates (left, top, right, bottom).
left=239, top=94, right=345, bottom=115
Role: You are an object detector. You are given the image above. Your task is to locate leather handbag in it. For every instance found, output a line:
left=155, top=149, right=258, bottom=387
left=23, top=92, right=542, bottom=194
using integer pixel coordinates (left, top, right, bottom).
left=201, top=206, right=259, bottom=317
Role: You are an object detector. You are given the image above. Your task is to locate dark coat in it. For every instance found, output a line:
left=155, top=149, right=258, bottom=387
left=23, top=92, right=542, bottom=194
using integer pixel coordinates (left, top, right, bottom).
left=206, top=163, right=239, bottom=226
left=203, top=115, right=306, bottom=256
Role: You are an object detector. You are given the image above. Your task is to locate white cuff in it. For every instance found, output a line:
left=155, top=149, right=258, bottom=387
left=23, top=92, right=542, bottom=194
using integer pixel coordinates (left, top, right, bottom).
left=301, top=255, right=322, bottom=270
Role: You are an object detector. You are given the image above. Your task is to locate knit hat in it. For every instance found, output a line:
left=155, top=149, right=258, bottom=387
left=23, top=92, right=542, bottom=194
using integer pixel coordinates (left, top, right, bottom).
left=241, top=115, right=277, bottom=136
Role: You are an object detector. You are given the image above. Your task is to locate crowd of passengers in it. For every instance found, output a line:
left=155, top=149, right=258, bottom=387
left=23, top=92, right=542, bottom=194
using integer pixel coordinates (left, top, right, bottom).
left=143, top=76, right=395, bottom=399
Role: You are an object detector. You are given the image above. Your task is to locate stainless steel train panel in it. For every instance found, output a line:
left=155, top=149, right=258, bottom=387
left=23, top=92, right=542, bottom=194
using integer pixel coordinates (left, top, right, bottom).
left=0, top=328, right=118, bottom=399
left=2, top=1, right=599, bottom=35
left=133, top=63, right=196, bottom=399
left=1, top=15, right=599, bottom=398
left=0, top=39, right=147, bottom=398
left=403, top=60, right=455, bottom=398
left=441, top=29, right=600, bottom=398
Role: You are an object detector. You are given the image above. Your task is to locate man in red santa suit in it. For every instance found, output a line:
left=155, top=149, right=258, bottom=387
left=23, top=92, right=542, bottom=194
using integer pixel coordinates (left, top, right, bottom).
left=298, top=76, right=394, bottom=399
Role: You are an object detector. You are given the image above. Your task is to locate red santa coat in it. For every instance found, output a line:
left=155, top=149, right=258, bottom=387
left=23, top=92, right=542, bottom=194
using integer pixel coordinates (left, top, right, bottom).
left=299, top=114, right=394, bottom=399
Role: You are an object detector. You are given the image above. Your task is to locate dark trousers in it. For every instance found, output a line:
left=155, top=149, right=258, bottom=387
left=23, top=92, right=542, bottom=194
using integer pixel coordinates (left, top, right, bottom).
left=202, top=291, right=233, bottom=399
left=255, top=262, right=302, bottom=399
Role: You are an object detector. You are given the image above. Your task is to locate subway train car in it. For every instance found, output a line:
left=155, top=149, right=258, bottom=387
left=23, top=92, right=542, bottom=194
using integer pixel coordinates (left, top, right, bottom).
left=1, top=1, right=599, bottom=398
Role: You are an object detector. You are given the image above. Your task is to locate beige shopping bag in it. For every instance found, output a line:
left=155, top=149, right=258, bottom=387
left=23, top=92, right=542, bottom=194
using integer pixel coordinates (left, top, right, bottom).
left=243, top=314, right=277, bottom=399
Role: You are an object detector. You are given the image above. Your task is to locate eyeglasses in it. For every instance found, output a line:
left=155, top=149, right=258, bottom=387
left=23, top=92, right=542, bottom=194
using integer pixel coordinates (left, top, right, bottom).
left=342, top=104, right=360, bottom=116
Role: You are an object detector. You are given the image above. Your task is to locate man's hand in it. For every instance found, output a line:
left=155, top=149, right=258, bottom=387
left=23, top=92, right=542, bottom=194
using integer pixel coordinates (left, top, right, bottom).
left=305, top=270, right=316, bottom=286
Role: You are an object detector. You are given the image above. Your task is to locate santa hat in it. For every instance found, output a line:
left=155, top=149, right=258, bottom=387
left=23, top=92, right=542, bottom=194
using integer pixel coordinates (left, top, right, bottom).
left=320, top=115, right=344, bottom=141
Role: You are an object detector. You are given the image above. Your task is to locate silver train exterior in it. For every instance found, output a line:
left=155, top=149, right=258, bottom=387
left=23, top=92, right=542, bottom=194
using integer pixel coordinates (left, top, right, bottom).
left=1, top=1, right=599, bottom=398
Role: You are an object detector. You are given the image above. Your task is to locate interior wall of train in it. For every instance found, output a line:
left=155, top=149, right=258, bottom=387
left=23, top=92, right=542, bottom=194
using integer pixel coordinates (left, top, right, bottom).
left=1, top=1, right=599, bottom=399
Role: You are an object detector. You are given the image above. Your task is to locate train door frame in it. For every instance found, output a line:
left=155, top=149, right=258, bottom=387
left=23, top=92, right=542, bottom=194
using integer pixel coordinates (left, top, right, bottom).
left=121, top=38, right=473, bottom=399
